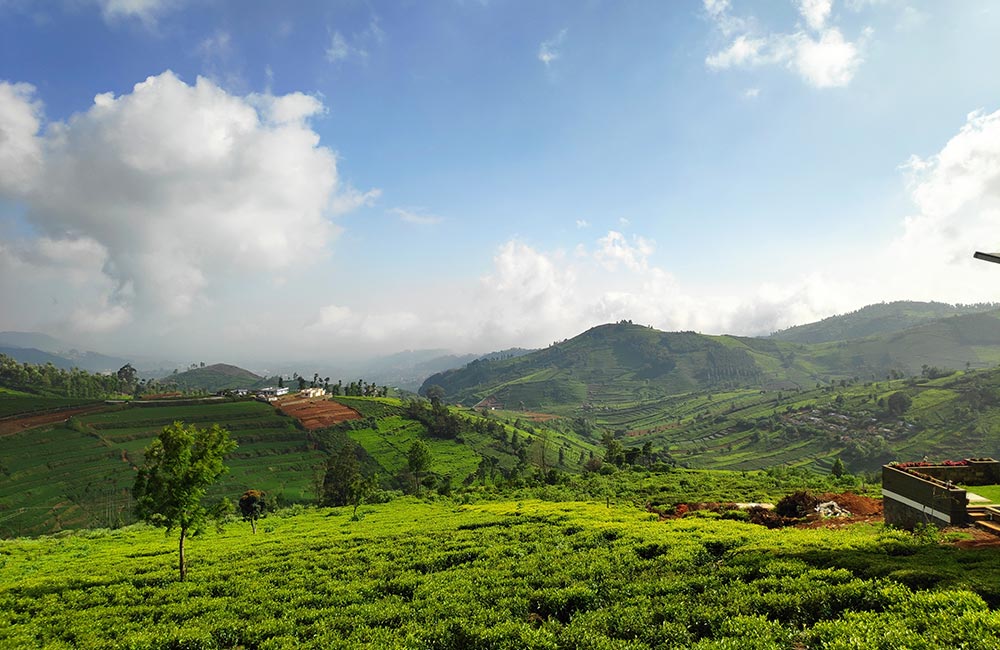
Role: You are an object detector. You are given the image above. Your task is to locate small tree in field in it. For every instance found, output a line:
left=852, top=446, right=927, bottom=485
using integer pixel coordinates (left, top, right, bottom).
left=133, top=421, right=236, bottom=580
left=239, top=489, right=267, bottom=534
left=407, top=439, right=432, bottom=495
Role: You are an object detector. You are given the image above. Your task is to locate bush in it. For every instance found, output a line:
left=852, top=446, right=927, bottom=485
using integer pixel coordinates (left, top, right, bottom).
left=775, top=491, right=819, bottom=518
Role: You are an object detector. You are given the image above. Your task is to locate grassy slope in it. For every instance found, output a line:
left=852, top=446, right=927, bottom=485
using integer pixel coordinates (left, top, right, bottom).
left=1, top=395, right=599, bottom=536
left=615, top=367, right=1000, bottom=474
left=161, top=363, right=269, bottom=391
left=770, top=300, right=1000, bottom=344
left=3, top=498, right=1000, bottom=649
left=423, top=312, right=1000, bottom=414
left=0, top=400, right=322, bottom=536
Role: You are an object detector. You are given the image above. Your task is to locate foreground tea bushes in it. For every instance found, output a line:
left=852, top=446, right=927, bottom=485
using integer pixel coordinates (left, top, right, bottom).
left=2, top=499, right=1000, bottom=649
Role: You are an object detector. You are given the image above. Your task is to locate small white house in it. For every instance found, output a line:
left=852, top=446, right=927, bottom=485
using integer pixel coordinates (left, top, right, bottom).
left=258, top=386, right=290, bottom=398
left=300, top=387, right=327, bottom=398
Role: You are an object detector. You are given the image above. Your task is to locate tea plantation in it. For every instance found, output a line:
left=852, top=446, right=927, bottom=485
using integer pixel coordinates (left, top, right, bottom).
left=3, top=499, right=1000, bottom=649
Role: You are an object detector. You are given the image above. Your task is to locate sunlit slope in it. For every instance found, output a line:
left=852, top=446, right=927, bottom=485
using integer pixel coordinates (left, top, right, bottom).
left=422, top=313, right=1000, bottom=411
left=3, top=499, right=1000, bottom=649
left=771, top=300, right=999, bottom=344
left=0, top=396, right=595, bottom=536
left=422, top=323, right=810, bottom=409
left=617, top=366, right=1000, bottom=475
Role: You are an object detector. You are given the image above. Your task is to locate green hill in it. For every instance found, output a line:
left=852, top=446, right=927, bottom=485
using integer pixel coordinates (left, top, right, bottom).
left=423, top=311, right=1000, bottom=412
left=422, top=323, right=798, bottom=410
left=0, top=390, right=597, bottom=536
left=771, top=300, right=999, bottom=344
left=161, top=363, right=270, bottom=391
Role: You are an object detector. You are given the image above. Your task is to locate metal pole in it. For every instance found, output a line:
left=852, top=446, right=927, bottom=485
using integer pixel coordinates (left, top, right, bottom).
left=974, top=251, right=1000, bottom=265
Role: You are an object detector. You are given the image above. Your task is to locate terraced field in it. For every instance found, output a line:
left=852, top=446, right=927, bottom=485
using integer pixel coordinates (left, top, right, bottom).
left=0, top=400, right=322, bottom=536
left=275, top=395, right=362, bottom=430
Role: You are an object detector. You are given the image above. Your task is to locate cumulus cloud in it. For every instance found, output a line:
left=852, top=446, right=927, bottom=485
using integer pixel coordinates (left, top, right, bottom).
left=594, top=231, right=653, bottom=272
left=0, top=81, right=43, bottom=195
left=799, top=0, right=833, bottom=31
left=0, top=71, right=371, bottom=330
left=704, top=0, right=868, bottom=89
left=309, top=101, right=1000, bottom=353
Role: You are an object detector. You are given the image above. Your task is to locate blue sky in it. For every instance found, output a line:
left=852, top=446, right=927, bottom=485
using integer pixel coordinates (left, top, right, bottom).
left=1, top=0, right=1000, bottom=366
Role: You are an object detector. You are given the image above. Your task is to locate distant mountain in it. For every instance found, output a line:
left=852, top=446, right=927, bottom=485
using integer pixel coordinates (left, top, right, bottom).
left=160, top=363, right=270, bottom=391
left=0, top=345, right=130, bottom=373
left=0, top=331, right=66, bottom=352
left=0, top=346, right=80, bottom=370
left=770, top=301, right=1000, bottom=344
left=352, top=347, right=539, bottom=391
left=421, top=310, right=1000, bottom=410
left=421, top=323, right=789, bottom=408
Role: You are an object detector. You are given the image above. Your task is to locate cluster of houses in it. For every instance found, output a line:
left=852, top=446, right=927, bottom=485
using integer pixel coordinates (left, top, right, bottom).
left=216, top=386, right=330, bottom=402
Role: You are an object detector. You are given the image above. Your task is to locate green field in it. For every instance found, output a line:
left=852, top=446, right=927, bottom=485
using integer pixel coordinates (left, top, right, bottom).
left=2, top=498, right=1000, bottom=649
left=0, top=394, right=102, bottom=418
left=0, top=400, right=323, bottom=536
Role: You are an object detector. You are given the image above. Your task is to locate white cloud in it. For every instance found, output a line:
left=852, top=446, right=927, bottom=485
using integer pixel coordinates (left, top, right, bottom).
left=799, top=0, right=833, bottom=31
left=575, top=219, right=590, bottom=229
left=0, top=81, right=43, bottom=195
left=594, top=231, right=654, bottom=272
left=390, top=207, right=443, bottom=226
left=330, top=186, right=381, bottom=215
left=325, top=31, right=351, bottom=63
left=793, top=28, right=864, bottom=88
left=704, top=0, right=868, bottom=89
left=538, top=29, right=567, bottom=67
left=0, top=71, right=372, bottom=328
left=325, top=16, right=385, bottom=64
left=744, top=87, right=760, bottom=99
left=96, top=0, right=173, bottom=25
left=706, top=35, right=770, bottom=69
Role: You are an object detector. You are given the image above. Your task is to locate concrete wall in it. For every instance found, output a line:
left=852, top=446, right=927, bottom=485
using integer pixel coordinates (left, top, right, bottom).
left=882, top=465, right=969, bottom=529
left=915, top=460, right=1000, bottom=485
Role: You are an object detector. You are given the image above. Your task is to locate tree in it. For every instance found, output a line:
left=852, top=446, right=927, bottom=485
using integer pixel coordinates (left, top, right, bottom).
left=887, top=391, right=912, bottom=416
left=116, top=363, right=137, bottom=392
left=831, top=457, right=846, bottom=479
left=425, top=385, right=445, bottom=409
left=322, top=443, right=361, bottom=507
left=133, top=421, right=237, bottom=580
left=238, top=489, right=267, bottom=534
left=407, top=439, right=432, bottom=495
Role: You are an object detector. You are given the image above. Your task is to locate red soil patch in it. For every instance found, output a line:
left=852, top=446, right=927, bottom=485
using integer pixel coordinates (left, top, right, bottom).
left=0, top=404, right=109, bottom=436
left=521, top=411, right=560, bottom=422
left=275, top=396, right=362, bottom=431
left=649, top=492, right=885, bottom=529
left=951, top=528, right=1000, bottom=549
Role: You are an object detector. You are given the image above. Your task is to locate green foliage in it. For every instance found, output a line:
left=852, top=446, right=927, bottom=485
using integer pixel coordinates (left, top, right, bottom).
left=3, top=500, right=1000, bottom=648
left=408, top=439, right=432, bottom=494
left=322, top=440, right=363, bottom=507
left=887, top=391, right=913, bottom=416
left=133, top=421, right=237, bottom=580
left=238, top=489, right=267, bottom=533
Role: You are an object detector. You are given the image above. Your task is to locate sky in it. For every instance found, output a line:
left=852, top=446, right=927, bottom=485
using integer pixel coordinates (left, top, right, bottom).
left=1, top=0, right=1000, bottom=367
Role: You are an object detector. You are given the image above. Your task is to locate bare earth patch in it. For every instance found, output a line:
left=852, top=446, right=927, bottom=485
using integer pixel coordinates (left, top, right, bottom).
left=0, top=404, right=108, bottom=437
left=275, top=396, right=362, bottom=431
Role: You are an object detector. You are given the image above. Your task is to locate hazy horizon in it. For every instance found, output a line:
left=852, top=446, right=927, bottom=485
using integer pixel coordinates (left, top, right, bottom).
left=2, top=1, right=999, bottom=364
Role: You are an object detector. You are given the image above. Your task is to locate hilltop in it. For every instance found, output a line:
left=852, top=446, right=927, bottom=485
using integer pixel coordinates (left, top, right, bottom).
left=770, top=301, right=1000, bottom=344
left=422, top=308, right=1000, bottom=410
left=160, top=363, right=271, bottom=391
